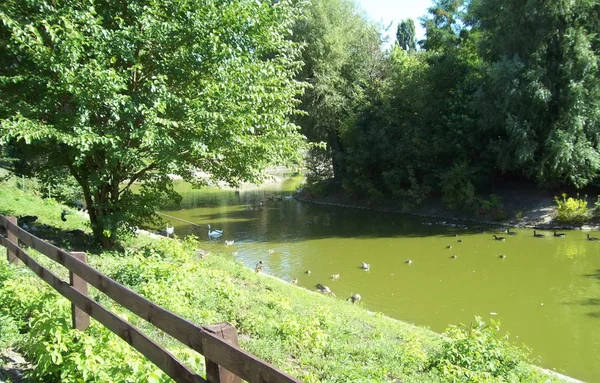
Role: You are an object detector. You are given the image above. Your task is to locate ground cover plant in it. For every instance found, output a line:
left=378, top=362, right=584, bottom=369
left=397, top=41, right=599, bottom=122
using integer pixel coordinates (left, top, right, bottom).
left=0, top=180, right=554, bottom=382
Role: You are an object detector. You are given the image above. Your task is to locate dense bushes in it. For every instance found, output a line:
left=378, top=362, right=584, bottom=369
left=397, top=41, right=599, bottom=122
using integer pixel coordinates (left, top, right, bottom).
left=554, top=194, right=590, bottom=224
left=429, top=317, right=543, bottom=382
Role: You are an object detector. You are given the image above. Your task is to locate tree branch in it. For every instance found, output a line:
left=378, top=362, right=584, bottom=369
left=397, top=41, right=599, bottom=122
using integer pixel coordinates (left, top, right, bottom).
left=118, top=163, right=157, bottom=195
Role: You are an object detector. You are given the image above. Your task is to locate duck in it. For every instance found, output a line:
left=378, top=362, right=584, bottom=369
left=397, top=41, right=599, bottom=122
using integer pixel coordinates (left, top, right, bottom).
left=225, top=240, right=234, bottom=246
left=166, top=224, right=174, bottom=238
left=315, top=284, right=336, bottom=297
left=492, top=235, right=506, bottom=241
left=361, top=262, right=370, bottom=270
left=305, top=270, right=312, bottom=275
left=255, top=264, right=265, bottom=273
left=451, top=255, right=457, bottom=259
left=348, top=293, right=361, bottom=304
left=405, top=259, right=413, bottom=265
left=586, top=234, right=600, bottom=241
left=195, top=249, right=210, bottom=257
left=499, top=254, right=506, bottom=259
left=290, top=278, right=298, bottom=285
left=457, top=239, right=463, bottom=243
left=506, top=228, right=517, bottom=236
left=208, top=224, right=223, bottom=239
left=267, top=249, right=275, bottom=254
left=330, top=274, right=340, bottom=280
left=60, top=209, right=68, bottom=222
left=446, top=245, right=453, bottom=249
left=553, top=231, right=566, bottom=238
left=533, top=230, right=545, bottom=238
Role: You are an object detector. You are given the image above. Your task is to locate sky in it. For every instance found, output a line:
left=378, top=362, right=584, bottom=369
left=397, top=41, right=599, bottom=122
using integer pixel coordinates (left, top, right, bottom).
left=355, top=0, right=433, bottom=47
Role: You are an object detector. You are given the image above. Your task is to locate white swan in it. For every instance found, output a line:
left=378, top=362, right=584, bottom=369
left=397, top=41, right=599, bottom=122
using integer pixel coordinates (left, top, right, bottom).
left=166, top=224, right=174, bottom=238
left=208, top=224, right=223, bottom=239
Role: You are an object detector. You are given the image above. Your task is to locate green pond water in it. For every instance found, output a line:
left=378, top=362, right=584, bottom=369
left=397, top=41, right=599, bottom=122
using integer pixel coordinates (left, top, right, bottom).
left=160, top=176, right=600, bottom=382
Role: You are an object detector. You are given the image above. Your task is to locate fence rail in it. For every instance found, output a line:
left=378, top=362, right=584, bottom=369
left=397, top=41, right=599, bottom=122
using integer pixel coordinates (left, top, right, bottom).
left=0, top=215, right=301, bottom=383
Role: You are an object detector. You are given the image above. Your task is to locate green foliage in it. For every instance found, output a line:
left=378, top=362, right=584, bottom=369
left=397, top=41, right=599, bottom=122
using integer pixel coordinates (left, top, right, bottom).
left=293, top=0, right=382, bottom=179
left=396, top=19, right=416, bottom=51
left=429, top=317, right=545, bottom=382
left=554, top=193, right=589, bottom=224
left=480, top=194, right=506, bottom=221
left=0, top=0, right=306, bottom=248
left=440, top=162, right=479, bottom=212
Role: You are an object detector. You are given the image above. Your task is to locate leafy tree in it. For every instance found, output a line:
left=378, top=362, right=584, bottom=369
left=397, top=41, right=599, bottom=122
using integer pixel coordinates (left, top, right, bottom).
left=0, top=0, right=305, bottom=248
left=471, top=0, right=600, bottom=187
left=396, top=19, right=416, bottom=51
left=292, top=0, right=382, bottom=180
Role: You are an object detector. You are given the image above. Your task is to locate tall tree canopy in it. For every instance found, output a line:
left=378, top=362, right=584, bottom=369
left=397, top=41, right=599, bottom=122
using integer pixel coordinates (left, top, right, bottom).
left=292, top=0, right=382, bottom=181
left=396, top=19, right=416, bottom=51
left=0, top=0, right=305, bottom=247
left=471, top=0, right=600, bottom=187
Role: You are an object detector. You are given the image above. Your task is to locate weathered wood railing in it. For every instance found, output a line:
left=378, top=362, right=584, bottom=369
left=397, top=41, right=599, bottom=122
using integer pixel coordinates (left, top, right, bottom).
left=0, top=215, right=301, bottom=383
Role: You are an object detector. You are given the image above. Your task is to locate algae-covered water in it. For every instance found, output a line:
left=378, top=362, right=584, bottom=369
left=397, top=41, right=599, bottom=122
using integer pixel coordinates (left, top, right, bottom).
left=159, top=176, right=600, bottom=382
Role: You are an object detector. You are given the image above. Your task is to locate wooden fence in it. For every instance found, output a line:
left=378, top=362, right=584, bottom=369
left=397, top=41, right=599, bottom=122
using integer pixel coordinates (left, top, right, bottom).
left=0, top=215, right=301, bottom=383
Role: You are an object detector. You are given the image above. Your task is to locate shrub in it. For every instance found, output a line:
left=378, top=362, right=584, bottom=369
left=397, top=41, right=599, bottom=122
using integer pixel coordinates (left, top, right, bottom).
left=554, top=193, right=589, bottom=224
left=440, top=162, right=479, bottom=212
left=480, top=194, right=506, bottom=221
left=429, top=317, right=545, bottom=382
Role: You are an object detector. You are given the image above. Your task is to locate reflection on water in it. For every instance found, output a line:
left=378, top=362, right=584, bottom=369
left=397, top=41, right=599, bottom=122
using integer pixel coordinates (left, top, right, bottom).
left=159, top=176, right=600, bottom=382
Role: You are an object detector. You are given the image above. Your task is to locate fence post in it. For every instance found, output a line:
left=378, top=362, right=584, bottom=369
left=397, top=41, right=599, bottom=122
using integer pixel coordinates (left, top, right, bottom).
left=6, top=216, right=19, bottom=265
left=70, top=252, right=90, bottom=330
left=204, top=323, right=242, bottom=383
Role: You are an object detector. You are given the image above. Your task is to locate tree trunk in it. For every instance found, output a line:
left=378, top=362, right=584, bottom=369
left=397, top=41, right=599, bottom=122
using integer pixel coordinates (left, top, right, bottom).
left=328, top=131, right=344, bottom=181
left=84, top=186, right=117, bottom=249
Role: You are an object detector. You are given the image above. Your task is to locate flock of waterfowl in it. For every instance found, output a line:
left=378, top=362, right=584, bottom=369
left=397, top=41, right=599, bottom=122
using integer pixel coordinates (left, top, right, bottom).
left=236, top=225, right=600, bottom=305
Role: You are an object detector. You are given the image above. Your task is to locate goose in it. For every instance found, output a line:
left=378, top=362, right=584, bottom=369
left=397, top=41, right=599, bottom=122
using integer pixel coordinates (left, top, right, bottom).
left=533, top=230, right=545, bottom=238
left=553, top=231, right=566, bottom=238
left=61, top=209, right=68, bottom=222
left=330, top=274, right=340, bottom=280
left=457, top=239, right=463, bottom=243
left=506, top=228, right=517, bottom=236
left=225, top=240, right=234, bottom=246
left=348, top=293, right=361, bottom=304
left=451, top=255, right=457, bottom=259
left=290, top=278, right=298, bottom=285
left=446, top=245, right=453, bottom=249
left=405, top=259, right=413, bottom=265
left=587, top=234, right=600, bottom=241
left=492, top=235, right=506, bottom=241
left=305, top=270, right=312, bottom=274
left=208, top=224, right=223, bottom=239
left=166, top=224, right=174, bottom=238
left=361, top=262, right=370, bottom=270
left=499, top=254, right=506, bottom=259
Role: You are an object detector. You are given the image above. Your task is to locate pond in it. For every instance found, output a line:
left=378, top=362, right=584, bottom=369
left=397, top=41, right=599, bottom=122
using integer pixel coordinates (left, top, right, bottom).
left=159, top=175, right=600, bottom=382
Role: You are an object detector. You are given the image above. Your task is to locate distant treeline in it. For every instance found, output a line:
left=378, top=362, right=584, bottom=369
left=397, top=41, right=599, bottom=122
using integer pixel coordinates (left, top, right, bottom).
left=294, top=0, right=600, bottom=210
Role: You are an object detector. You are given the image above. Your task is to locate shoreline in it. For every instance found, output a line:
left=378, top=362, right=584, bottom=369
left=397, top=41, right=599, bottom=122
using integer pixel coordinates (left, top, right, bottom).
left=294, top=195, right=600, bottom=232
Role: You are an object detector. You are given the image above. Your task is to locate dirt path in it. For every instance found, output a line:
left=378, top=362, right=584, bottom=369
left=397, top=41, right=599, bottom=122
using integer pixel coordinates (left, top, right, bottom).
left=0, top=349, right=31, bottom=383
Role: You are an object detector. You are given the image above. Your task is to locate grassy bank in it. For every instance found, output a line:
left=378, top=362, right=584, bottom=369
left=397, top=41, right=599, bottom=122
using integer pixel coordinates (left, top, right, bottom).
left=0, top=180, right=553, bottom=382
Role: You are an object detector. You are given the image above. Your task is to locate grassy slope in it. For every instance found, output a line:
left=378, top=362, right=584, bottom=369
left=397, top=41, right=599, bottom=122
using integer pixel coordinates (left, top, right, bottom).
left=0, top=180, right=551, bottom=382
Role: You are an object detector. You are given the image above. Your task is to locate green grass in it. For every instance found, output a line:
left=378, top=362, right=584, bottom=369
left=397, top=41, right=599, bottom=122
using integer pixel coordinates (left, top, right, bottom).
left=0, top=178, right=554, bottom=382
